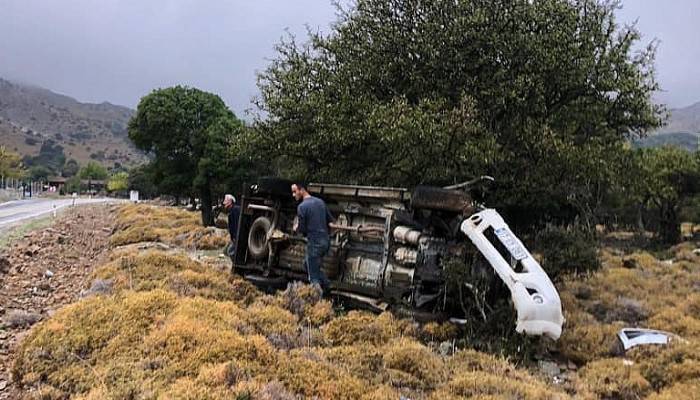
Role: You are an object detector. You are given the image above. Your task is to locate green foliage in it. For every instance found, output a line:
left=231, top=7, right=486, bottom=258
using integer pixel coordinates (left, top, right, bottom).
left=107, top=172, right=129, bottom=193
left=679, top=195, right=700, bottom=224
left=632, top=147, right=700, bottom=243
left=22, top=139, right=66, bottom=175
left=535, top=224, right=600, bottom=280
left=0, top=146, right=26, bottom=179
left=128, top=164, right=158, bottom=199
left=252, top=0, right=665, bottom=225
left=194, top=115, right=246, bottom=201
left=79, top=161, right=108, bottom=181
left=28, top=165, right=52, bottom=181
left=64, top=175, right=81, bottom=194
left=128, top=86, right=243, bottom=225
left=62, top=158, right=80, bottom=178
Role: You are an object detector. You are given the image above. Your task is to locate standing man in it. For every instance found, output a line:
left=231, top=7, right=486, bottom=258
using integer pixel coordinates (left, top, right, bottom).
left=291, top=182, right=334, bottom=292
left=223, top=194, right=240, bottom=262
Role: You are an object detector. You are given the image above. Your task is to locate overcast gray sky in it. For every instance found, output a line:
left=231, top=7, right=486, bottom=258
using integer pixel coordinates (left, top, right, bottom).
left=0, top=0, right=698, bottom=116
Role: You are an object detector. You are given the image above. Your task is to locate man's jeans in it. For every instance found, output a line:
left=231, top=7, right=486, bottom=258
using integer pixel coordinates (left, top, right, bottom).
left=304, top=237, right=330, bottom=289
left=226, top=240, right=236, bottom=262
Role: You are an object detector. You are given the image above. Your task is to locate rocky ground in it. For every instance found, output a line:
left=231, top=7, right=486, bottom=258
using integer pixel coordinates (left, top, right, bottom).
left=0, top=204, right=116, bottom=399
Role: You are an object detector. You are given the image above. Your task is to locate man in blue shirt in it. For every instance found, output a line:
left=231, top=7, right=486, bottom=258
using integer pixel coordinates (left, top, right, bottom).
left=223, top=194, right=240, bottom=261
left=291, top=182, right=334, bottom=292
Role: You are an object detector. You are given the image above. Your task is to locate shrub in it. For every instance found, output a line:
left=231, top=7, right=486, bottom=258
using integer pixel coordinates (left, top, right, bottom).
left=281, top=282, right=334, bottom=325
left=430, top=370, right=565, bottom=400
left=275, top=349, right=366, bottom=400
left=110, top=204, right=228, bottom=250
left=578, top=358, right=651, bottom=400
left=381, top=338, right=445, bottom=389
left=535, top=223, right=600, bottom=279
left=4, top=310, right=41, bottom=328
left=322, top=311, right=403, bottom=346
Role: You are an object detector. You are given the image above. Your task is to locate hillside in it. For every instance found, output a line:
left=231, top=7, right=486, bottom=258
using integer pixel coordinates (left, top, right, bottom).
left=0, top=78, right=146, bottom=169
left=634, top=131, right=700, bottom=152
left=632, top=102, right=700, bottom=151
left=657, top=101, right=700, bottom=135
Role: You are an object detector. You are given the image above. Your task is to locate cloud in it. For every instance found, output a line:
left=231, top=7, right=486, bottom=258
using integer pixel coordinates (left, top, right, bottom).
left=0, top=0, right=337, bottom=115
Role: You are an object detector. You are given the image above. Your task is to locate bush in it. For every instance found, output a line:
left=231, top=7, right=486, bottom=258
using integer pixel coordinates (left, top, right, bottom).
left=110, top=204, right=228, bottom=250
left=322, top=311, right=406, bottom=346
left=535, top=223, right=600, bottom=279
left=578, top=358, right=651, bottom=400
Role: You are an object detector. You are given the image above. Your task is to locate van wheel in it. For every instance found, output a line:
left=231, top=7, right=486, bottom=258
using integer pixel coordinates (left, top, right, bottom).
left=248, top=216, right=272, bottom=259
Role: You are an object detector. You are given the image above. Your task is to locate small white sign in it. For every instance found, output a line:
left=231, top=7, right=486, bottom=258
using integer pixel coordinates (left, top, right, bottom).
left=129, top=190, right=139, bottom=203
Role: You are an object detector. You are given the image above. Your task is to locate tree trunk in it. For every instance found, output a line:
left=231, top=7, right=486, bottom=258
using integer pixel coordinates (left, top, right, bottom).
left=636, top=204, right=646, bottom=232
left=200, top=184, right=214, bottom=227
left=659, top=204, right=681, bottom=244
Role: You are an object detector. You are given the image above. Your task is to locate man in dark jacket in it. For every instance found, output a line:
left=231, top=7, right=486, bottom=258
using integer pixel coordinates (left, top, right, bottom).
left=223, top=194, right=240, bottom=261
left=291, top=182, right=334, bottom=292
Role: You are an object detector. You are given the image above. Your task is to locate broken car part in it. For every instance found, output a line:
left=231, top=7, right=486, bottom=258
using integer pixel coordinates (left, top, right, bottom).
left=617, top=328, right=681, bottom=351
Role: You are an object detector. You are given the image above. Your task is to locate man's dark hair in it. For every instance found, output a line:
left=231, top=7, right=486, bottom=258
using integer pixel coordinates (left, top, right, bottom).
left=293, top=181, right=308, bottom=191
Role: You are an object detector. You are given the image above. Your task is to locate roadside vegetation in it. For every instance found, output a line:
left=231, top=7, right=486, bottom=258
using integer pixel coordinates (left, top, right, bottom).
left=11, top=203, right=700, bottom=399
left=110, top=204, right=229, bottom=250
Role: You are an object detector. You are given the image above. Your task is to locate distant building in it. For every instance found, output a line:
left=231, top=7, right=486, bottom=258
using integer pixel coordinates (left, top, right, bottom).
left=47, top=176, right=67, bottom=192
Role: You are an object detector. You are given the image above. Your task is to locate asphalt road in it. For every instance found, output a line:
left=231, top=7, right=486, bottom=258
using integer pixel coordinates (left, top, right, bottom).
left=0, top=197, right=112, bottom=229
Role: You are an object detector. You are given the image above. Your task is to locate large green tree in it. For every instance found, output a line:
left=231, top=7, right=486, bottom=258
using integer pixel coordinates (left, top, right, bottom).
left=128, top=86, right=243, bottom=226
left=251, top=0, right=665, bottom=225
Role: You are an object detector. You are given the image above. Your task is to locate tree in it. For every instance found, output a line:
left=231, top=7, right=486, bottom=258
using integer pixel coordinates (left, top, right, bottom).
left=79, top=161, right=108, bottom=181
left=193, top=115, right=245, bottom=217
left=107, top=172, right=129, bottom=193
left=253, top=0, right=665, bottom=226
left=128, top=164, right=158, bottom=199
left=65, top=175, right=81, bottom=195
left=78, top=161, right=108, bottom=194
left=128, top=86, right=243, bottom=226
left=29, top=165, right=52, bottom=181
left=24, top=139, right=66, bottom=174
left=0, top=146, right=26, bottom=179
left=62, top=159, right=80, bottom=177
left=633, top=147, right=700, bottom=244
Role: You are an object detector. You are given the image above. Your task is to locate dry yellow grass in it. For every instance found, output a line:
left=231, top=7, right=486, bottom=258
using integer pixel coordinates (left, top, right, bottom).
left=13, top=205, right=700, bottom=399
left=557, top=238, right=700, bottom=399
left=13, top=245, right=566, bottom=399
left=110, top=204, right=229, bottom=250
left=578, top=358, right=652, bottom=399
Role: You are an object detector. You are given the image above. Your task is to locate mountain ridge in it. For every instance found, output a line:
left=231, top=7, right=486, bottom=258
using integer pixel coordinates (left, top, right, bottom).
left=655, top=101, right=700, bottom=135
left=0, top=78, right=145, bottom=170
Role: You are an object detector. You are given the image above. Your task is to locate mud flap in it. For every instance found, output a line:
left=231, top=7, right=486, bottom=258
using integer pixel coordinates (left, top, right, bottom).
left=460, top=209, right=564, bottom=340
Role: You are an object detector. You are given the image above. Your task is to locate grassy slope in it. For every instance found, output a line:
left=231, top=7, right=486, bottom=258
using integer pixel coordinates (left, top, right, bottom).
left=11, top=204, right=700, bottom=399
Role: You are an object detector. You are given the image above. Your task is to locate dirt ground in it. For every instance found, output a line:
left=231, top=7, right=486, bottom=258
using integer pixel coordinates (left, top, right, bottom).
left=0, top=204, right=116, bottom=399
